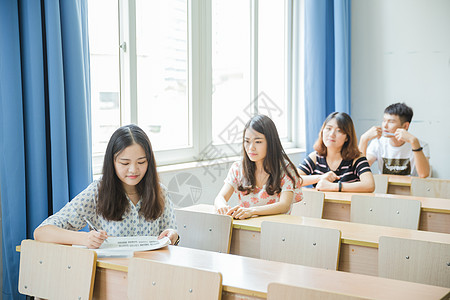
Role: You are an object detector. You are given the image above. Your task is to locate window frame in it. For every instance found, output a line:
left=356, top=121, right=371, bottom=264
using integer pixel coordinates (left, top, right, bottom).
left=93, top=0, right=304, bottom=173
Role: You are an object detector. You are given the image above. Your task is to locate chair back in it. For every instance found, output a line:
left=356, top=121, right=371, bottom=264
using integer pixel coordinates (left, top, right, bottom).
left=175, top=209, right=233, bottom=253
left=379, top=236, right=450, bottom=288
left=373, top=174, right=389, bottom=194
left=267, top=283, right=371, bottom=300
left=351, top=195, right=421, bottom=229
left=128, top=257, right=222, bottom=300
left=291, top=190, right=324, bottom=218
left=411, top=177, right=450, bottom=199
left=260, top=221, right=341, bottom=270
left=19, top=239, right=97, bottom=300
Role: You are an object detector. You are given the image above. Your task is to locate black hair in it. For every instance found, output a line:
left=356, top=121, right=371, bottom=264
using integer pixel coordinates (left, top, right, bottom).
left=239, top=115, right=302, bottom=195
left=97, top=124, right=164, bottom=221
left=384, top=102, right=413, bottom=124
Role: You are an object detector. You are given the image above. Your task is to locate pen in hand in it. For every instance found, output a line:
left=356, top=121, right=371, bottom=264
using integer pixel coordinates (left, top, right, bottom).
left=84, top=217, right=108, bottom=243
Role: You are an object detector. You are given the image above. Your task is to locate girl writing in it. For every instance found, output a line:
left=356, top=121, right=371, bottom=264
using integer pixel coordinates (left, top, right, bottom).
left=34, top=124, right=179, bottom=248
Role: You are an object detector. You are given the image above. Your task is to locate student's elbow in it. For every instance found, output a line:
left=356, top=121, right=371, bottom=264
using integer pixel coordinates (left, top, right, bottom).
left=366, top=182, right=375, bottom=193
left=418, top=166, right=431, bottom=178
left=360, top=175, right=375, bottom=193
left=33, top=226, right=43, bottom=241
left=367, top=177, right=376, bottom=192
left=418, top=172, right=429, bottom=178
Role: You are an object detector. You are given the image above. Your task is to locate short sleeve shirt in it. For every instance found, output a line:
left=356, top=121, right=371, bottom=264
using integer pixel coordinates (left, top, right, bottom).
left=299, top=152, right=372, bottom=187
left=367, top=137, right=430, bottom=176
left=38, top=180, right=177, bottom=237
left=225, top=161, right=303, bottom=212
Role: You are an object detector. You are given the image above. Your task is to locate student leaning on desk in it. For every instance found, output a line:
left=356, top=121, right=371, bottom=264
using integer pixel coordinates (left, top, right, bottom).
left=298, top=112, right=375, bottom=193
left=34, top=125, right=179, bottom=248
left=214, top=115, right=303, bottom=220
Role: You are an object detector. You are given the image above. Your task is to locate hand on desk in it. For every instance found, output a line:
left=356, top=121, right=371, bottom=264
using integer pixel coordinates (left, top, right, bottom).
left=316, top=179, right=338, bottom=192
left=320, top=171, right=340, bottom=183
left=226, top=205, right=254, bottom=220
left=158, top=229, right=179, bottom=245
left=316, top=171, right=340, bottom=191
left=216, top=205, right=231, bottom=215
left=85, top=229, right=108, bottom=249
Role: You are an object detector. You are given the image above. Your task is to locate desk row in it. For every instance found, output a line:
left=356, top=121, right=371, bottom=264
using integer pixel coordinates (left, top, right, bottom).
left=179, top=205, right=450, bottom=278
left=307, top=189, right=450, bottom=234
left=93, top=245, right=450, bottom=299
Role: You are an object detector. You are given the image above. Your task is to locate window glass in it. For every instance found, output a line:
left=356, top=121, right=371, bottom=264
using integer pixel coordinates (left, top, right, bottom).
left=212, top=0, right=251, bottom=146
left=135, top=0, right=190, bottom=150
left=258, top=0, right=288, bottom=139
left=88, top=0, right=121, bottom=172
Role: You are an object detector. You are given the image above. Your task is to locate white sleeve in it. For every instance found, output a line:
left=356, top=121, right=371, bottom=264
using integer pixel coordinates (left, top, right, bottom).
left=366, top=139, right=379, bottom=159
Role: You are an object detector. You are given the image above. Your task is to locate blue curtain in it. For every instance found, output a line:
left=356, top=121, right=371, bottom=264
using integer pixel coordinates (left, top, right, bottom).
left=0, top=1, right=92, bottom=299
left=304, top=0, right=351, bottom=153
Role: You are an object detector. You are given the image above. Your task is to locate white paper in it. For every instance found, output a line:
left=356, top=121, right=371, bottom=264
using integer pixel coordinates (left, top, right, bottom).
left=74, top=236, right=171, bottom=258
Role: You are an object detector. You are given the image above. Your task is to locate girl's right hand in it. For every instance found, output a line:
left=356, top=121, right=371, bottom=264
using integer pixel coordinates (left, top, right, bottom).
left=85, top=230, right=108, bottom=249
left=320, top=171, right=340, bottom=183
left=363, top=126, right=382, bottom=141
left=216, top=205, right=231, bottom=215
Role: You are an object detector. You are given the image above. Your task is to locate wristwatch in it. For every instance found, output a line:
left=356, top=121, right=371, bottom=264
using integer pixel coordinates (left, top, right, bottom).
left=174, top=235, right=180, bottom=246
left=412, top=147, right=423, bottom=152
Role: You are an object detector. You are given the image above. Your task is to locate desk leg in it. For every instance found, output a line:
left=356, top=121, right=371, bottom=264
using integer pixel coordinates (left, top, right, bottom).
left=93, top=267, right=128, bottom=300
left=419, top=211, right=450, bottom=234
left=339, top=244, right=378, bottom=276
left=230, top=229, right=260, bottom=258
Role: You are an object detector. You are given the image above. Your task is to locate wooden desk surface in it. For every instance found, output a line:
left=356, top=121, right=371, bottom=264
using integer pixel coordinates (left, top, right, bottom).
left=309, top=189, right=450, bottom=214
left=387, top=174, right=412, bottom=186
left=95, top=246, right=450, bottom=300
left=233, top=214, right=450, bottom=248
left=183, top=204, right=450, bottom=248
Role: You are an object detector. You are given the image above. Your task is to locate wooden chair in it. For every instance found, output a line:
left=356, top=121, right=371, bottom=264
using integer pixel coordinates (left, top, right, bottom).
left=18, top=239, right=97, bottom=300
left=128, top=257, right=222, bottom=300
left=267, top=282, right=371, bottom=300
left=291, top=189, right=324, bottom=218
left=411, top=177, right=450, bottom=199
left=175, top=209, right=233, bottom=253
left=260, top=221, right=341, bottom=270
left=379, top=236, right=450, bottom=288
left=351, top=195, right=421, bottom=229
left=373, top=174, right=389, bottom=194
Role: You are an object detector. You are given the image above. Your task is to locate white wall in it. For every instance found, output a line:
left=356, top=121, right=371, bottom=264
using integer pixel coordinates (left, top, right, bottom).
left=351, top=0, right=450, bottom=179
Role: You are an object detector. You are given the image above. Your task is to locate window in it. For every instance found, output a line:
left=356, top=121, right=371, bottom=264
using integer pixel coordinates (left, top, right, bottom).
left=89, top=0, right=304, bottom=174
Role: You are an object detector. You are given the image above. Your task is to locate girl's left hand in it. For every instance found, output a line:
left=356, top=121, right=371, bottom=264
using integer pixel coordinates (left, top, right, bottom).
left=226, top=205, right=254, bottom=219
left=158, top=229, right=179, bottom=245
left=316, top=179, right=336, bottom=191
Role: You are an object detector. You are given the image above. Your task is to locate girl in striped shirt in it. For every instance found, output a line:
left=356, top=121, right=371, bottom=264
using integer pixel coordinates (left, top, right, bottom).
left=299, top=112, right=375, bottom=192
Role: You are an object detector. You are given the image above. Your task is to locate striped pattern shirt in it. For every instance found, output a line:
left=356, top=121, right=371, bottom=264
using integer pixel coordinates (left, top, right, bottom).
left=299, top=153, right=372, bottom=186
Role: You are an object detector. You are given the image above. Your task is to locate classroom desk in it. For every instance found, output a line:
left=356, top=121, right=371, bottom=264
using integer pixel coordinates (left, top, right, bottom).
left=315, top=189, right=450, bottom=234
left=385, top=174, right=412, bottom=195
left=92, top=245, right=450, bottom=300
left=181, top=204, right=450, bottom=276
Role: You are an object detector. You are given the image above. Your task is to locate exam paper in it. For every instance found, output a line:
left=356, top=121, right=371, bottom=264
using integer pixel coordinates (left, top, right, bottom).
left=75, top=236, right=171, bottom=258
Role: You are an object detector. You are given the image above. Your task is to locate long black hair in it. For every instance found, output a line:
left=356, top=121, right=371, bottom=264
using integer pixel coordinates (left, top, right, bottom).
left=238, top=115, right=302, bottom=195
left=97, top=124, right=164, bottom=221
